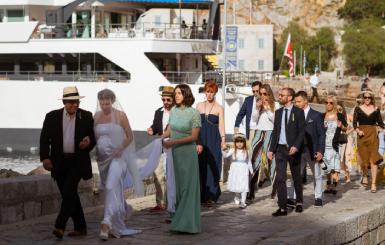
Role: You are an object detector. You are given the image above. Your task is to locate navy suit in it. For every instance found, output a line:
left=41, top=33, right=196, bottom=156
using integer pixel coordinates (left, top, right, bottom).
left=304, top=108, right=326, bottom=157
left=234, top=96, right=255, bottom=139
left=269, top=105, right=305, bottom=210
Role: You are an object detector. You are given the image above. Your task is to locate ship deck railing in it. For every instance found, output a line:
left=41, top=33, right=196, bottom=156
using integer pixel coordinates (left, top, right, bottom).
left=31, top=22, right=212, bottom=40
left=0, top=71, right=130, bottom=83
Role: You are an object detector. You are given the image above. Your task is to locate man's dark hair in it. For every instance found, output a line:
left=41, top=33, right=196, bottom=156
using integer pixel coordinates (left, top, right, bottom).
left=251, top=81, right=262, bottom=87
left=283, top=87, right=295, bottom=101
left=295, top=90, right=308, bottom=101
left=174, top=84, right=195, bottom=107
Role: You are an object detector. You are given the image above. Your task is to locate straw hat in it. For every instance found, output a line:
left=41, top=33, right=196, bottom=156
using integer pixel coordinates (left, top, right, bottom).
left=359, top=89, right=375, bottom=96
left=160, top=86, right=174, bottom=97
left=59, top=86, right=85, bottom=100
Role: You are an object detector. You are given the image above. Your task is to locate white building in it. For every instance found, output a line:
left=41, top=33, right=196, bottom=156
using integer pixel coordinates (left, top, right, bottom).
left=219, top=24, right=273, bottom=72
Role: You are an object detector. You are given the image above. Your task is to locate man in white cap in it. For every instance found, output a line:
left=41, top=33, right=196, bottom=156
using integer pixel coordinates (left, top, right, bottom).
left=40, top=86, right=96, bottom=239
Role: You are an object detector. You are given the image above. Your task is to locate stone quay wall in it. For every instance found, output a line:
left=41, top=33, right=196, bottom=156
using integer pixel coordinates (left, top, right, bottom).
left=0, top=174, right=155, bottom=225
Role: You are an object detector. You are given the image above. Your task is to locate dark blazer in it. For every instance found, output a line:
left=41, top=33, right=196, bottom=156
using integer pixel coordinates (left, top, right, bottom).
left=40, top=108, right=96, bottom=180
left=269, top=105, right=306, bottom=154
left=304, top=108, right=326, bottom=157
left=234, top=95, right=254, bottom=138
left=150, top=107, right=164, bottom=136
left=323, top=112, right=347, bottom=152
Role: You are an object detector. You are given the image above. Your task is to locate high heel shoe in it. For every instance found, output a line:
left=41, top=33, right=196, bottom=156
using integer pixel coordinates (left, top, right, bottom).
left=361, top=176, right=368, bottom=187
left=371, top=184, right=377, bottom=193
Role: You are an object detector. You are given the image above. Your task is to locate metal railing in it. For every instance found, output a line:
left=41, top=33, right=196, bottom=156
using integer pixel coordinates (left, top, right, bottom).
left=0, top=71, right=130, bottom=82
left=31, top=22, right=211, bottom=40
left=161, top=70, right=279, bottom=85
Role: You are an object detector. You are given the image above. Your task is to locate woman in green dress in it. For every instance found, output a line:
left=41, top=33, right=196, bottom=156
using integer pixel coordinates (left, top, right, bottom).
left=162, top=84, right=201, bottom=234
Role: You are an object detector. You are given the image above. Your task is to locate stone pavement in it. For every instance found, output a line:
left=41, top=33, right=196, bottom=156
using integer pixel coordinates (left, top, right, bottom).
left=1, top=175, right=385, bottom=245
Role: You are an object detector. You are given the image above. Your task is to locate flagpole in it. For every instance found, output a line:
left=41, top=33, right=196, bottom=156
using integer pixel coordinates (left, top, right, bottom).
left=222, top=0, right=227, bottom=110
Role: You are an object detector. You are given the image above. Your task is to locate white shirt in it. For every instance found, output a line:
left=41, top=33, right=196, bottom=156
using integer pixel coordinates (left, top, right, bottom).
left=278, top=103, right=294, bottom=145
left=304, top=105, right=310, bottom=120
left=62, top=109, right=76, bottom=153
left=249, top=97, right=259, bottom=130
left=256, top=101, right=280, bottom=131
left=309, top=74, right=320, bottom=88
left=162, top=108, right=170, bottom=132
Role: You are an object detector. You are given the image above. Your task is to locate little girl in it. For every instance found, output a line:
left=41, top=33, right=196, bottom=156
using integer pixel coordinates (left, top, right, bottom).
left=222, top=133, right=254, bottom=208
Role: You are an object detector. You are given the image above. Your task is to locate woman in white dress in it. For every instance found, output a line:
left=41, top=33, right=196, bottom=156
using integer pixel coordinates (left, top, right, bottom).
left=94, top=89, right=143, bottom=240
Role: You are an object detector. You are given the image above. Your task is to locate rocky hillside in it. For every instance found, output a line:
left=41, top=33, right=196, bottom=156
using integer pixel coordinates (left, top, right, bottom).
left=227, top=0, right=346, bottom=36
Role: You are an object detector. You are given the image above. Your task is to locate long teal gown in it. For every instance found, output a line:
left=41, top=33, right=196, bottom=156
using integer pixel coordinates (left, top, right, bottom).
left=169, top=106, right=201, bottom=234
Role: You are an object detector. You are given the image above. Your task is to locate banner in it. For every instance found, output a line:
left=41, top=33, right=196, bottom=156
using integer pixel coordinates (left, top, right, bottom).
left=225, top=26, right=238, bottom=69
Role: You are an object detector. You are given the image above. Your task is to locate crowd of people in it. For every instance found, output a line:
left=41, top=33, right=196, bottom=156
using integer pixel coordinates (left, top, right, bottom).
left=39, top=78, right=385, bottom=240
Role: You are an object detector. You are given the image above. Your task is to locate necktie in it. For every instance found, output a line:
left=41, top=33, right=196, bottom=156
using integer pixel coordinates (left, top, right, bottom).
left=284, top=109, right=288, bottom=127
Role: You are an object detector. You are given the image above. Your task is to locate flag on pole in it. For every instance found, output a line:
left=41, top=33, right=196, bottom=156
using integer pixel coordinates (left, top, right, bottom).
left=284, top=33, right=294, bottom=77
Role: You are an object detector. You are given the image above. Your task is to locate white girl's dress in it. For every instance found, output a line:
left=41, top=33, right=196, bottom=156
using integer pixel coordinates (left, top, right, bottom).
left=223, top=149, right=253, bottom=193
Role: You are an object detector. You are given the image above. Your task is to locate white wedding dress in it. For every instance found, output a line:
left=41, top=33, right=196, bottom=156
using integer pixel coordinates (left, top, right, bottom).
left=95, top=122, right=142, bottom=237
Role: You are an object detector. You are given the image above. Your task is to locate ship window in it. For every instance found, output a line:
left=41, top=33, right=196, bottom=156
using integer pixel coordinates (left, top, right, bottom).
left=7, top=9, right=24, bottom=22
left=155, top=16, right=161, bottom=27
left=0, top=10, right=4, bottom=22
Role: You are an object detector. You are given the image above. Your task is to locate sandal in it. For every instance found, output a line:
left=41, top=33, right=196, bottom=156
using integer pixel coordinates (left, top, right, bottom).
left=371, top=184, right=377, bottom=193
left=361, top=176, right=368, bottom=187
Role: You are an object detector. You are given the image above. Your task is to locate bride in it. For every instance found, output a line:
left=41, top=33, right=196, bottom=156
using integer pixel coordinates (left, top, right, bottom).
left=94, top=89, right=143, bottom=240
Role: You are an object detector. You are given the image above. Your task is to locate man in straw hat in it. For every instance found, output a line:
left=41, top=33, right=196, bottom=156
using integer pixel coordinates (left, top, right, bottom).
left=40, top=86, right=96, bottom=239
left=147, top=86, right=174, bottom=212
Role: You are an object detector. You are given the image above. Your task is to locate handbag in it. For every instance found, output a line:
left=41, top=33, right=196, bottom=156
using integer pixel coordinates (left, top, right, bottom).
left=338, top=132, right=348, bottom=144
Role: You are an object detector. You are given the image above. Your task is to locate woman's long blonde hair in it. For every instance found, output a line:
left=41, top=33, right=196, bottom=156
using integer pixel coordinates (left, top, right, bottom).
left=260, top=84, right=276, bottom=112
left=325, top=95, right=338, bottom=113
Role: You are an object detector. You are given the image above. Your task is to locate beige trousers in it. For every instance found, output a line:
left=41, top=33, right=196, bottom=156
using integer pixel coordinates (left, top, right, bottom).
left=154, top=154, right=166, bottom=206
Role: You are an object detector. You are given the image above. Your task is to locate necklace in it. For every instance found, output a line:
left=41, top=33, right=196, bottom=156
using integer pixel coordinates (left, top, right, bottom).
left=204, top=101, right=215, bottom=119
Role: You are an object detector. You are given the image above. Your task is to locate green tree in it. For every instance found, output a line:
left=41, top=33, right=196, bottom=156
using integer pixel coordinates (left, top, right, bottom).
left=338, top=0, right=385, bottom=23
left=275, top=22, right=336, bottom=73
left=342, top=18, right=385, bottom=75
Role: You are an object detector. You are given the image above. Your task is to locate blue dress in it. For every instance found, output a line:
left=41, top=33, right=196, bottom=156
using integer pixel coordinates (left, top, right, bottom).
left=198, top=114, right=222, bottom=203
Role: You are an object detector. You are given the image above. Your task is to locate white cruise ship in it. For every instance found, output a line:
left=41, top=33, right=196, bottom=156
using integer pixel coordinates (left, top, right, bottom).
left=0, top=0, right=255, bottom=152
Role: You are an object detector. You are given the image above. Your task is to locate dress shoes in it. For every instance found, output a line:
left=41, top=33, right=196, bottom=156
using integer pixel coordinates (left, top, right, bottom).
left=67, top=230, right=87, bottom=237
left=272, top=208, right=287, bottom=217
left=53, top=228, right=64, bottom=239
left=286, top=199, right=296, bottom=209
left=314, top=198, right=323, bottom=208
left=150, top=205, right=165, bottom=212
left=295, top=204, right=303, bottom=213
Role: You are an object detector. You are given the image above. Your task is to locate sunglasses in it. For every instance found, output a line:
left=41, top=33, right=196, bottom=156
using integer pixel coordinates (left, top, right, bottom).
left=162, top=98, right=172, bottom=102
left=363, top=96, right=372, bottom=99
left=64, top=100, right=80, bottom=104
left=252, top=90, right=259, bottom=94
left=260, top=92, right=268, bottom=96
left=325, top=101, right=334, bottom=105
left=278, top=94, right=288, bottom=97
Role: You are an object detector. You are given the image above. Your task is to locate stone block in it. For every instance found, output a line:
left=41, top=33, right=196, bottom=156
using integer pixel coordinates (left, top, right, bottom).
left=362, top=232, right=370, bottom=245
left=358, top=213, right=369, bottom=236
left=23, top=201, right=41, bottom=219
left=378, top=225, right=385, bottom=243
left=368, top=209, right=380, bottom=230
left=36, top=177, right=58, bottom=197
left=380, top=207, right=385, bottom=225
left=0, top=204, right=23, bottom=224
left=41, top=198, right=60, bottom=216
left=345, top=217, right=359, bottom=243
left=335, top=221, right=346, bottom=244
left=370, top=229, right=378, bottom=245
left=324, top=226, right=336, bottom=245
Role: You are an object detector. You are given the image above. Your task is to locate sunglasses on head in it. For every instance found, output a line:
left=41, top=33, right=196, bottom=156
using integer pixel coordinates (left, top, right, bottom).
left=162, top=98, right=172, bottom=102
